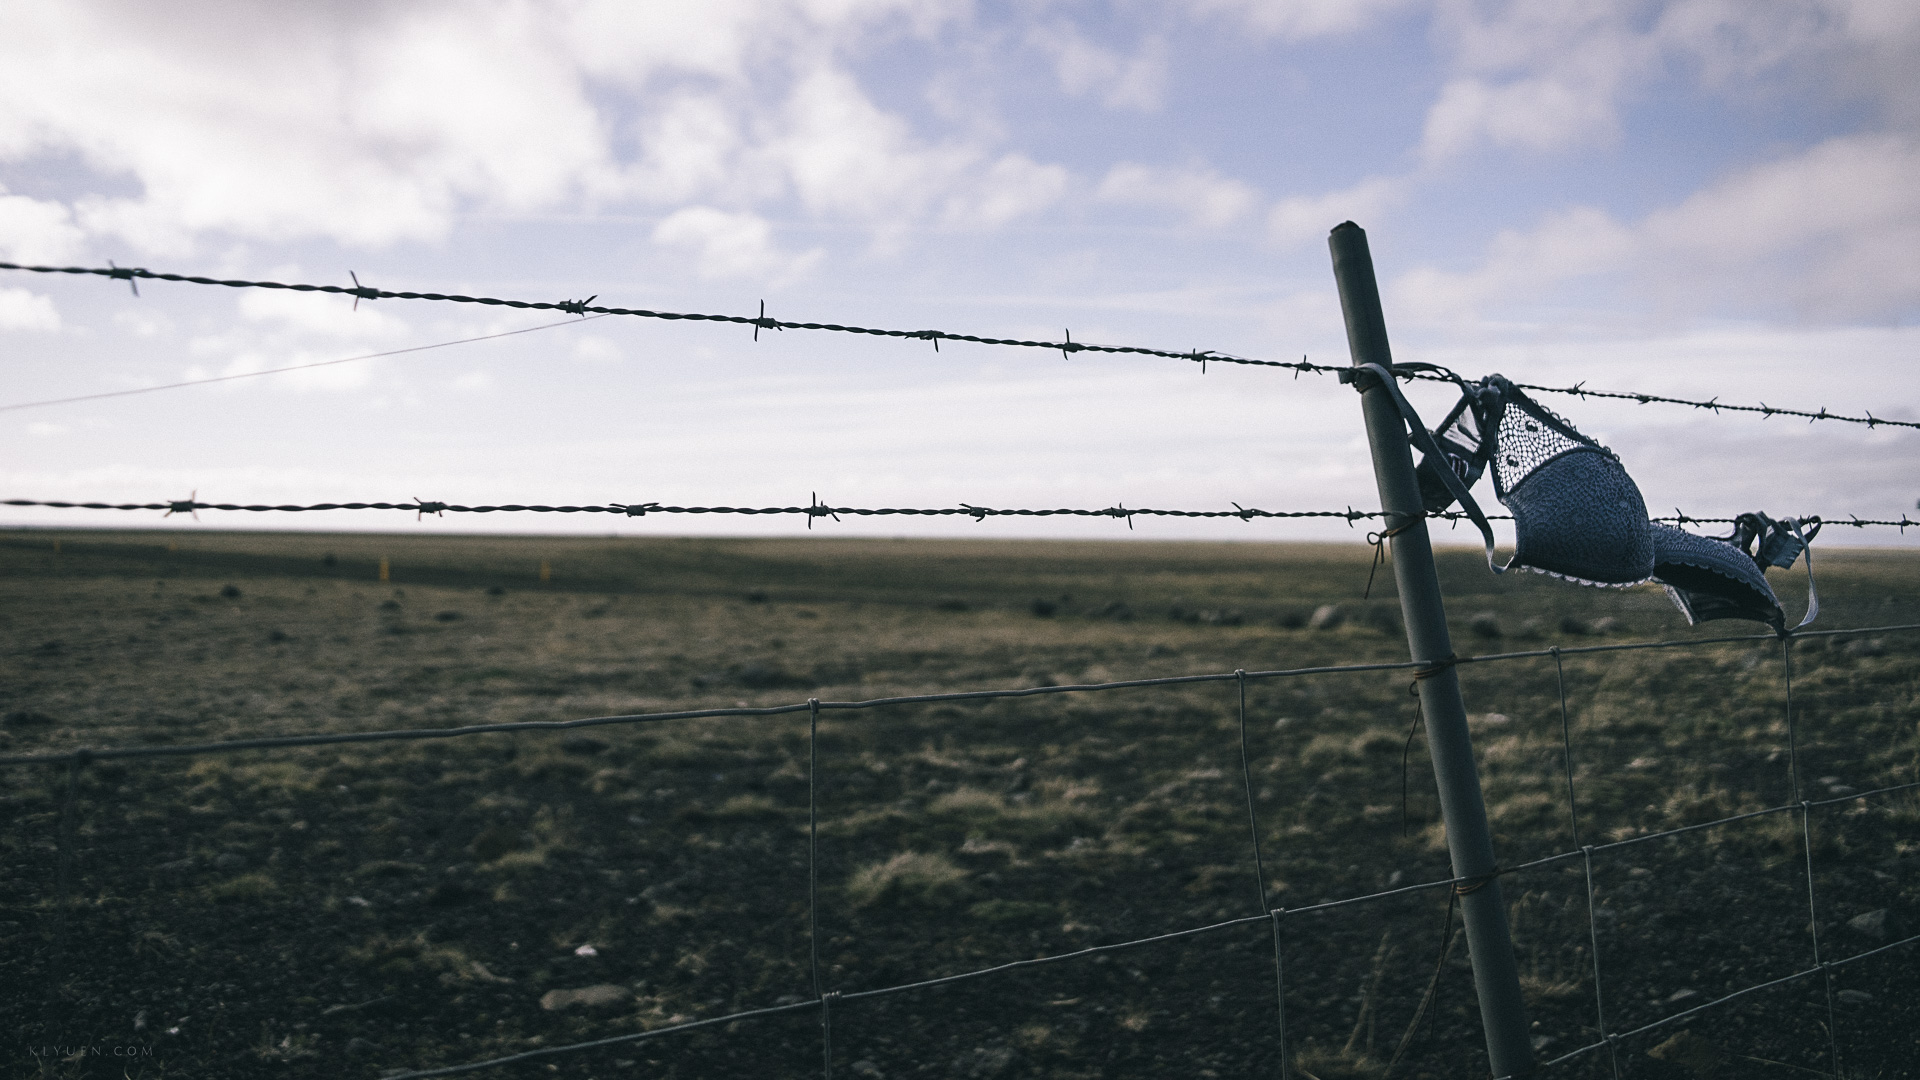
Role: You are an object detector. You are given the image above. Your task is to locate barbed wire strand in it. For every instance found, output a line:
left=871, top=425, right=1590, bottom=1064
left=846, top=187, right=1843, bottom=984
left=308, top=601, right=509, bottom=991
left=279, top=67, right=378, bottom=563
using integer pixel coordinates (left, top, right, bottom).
left=5, top=259, right=1915, bottom=431
left=0, top=315, right=608, bottom=413
left=0, top=259, right=1330, bottom=377
left=5, top=496, right=1916, bottom=532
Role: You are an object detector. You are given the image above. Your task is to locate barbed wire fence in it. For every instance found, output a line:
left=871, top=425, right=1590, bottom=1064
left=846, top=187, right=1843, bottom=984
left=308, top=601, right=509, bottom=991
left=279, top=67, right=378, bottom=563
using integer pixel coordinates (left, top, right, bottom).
left=6, top=241, right=1920, bottom=1077
left=5, top=496, right=1918, bottom=534
left=6, top=622, right=1918, bottom=1078
left=5, top=258, right=1918, bottom=431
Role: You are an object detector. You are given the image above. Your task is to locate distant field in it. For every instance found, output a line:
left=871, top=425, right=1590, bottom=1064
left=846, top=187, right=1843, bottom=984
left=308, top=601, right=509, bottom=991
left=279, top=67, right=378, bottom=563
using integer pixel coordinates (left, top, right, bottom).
left=3, top=529, right=1917, bottom=1079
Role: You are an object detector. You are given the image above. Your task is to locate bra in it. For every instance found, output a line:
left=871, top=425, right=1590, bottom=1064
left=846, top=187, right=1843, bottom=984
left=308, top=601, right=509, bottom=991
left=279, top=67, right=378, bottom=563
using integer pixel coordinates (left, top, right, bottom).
left=1372, top=369, right=1653, bottom=585
left=1363, top=365, right=1819, bottom=631
left=1652, top=513, right=1820, bottom=632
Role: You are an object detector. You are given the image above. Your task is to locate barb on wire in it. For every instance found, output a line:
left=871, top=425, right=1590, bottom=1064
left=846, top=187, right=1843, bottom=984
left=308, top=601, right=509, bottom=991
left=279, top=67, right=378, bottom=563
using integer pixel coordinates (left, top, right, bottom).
left=10, top=258, right=1915, bottom=428
left=6, top=495, right=1917, bottom=531
left=1488, top=374, right=1919, bottom=431
left=0, top=259, right=1332, bottom=377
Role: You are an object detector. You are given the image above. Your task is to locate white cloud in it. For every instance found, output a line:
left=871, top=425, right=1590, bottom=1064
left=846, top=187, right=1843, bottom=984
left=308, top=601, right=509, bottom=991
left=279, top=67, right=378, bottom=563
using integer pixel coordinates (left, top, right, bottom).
left=1394, top=134, right=1920, bottom=323
left=1027, top=24, right=1167, bottom=112
left=1268, top=175, right=1407, bottom=246
left=1185, top=0, right=1422, bottom=39
left=1096, top=163, right=1260, bottom=228
left=944, top=154, right=1069, bottom=228
left=0, top=286, right=60, bottom=331
left=1419, top=1, right=1920, bottom=163
left=652, top=206, right=823, bottom=282
left=0, top=2, right=989, bottom=254
left=571, top=336, right=624, bottom=363
left=0, top=186, right=85, bottom=263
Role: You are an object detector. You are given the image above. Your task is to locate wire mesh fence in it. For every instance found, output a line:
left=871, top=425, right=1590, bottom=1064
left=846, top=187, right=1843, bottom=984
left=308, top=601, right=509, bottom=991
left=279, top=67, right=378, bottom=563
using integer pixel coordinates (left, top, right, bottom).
left=7, top=579, right=1917, bottom=1078
left=5, top=240, right=1918, bottom=1077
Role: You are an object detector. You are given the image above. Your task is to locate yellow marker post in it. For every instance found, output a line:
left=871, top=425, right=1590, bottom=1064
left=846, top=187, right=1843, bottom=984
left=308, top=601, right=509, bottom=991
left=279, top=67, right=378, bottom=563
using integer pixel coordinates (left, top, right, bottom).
left=379, top=557, right=390, bottom=583
left=539, top=560, right=552, bottom=583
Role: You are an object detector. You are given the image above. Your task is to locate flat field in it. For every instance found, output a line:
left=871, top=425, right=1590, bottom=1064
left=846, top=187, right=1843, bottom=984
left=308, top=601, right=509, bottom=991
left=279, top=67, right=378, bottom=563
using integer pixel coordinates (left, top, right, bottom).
left=2, top=529, right=1917, bottom=1080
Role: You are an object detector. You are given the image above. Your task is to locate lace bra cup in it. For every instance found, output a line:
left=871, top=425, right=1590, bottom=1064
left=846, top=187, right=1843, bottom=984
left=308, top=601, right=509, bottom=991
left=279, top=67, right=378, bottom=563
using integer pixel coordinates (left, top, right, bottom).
left=1650, top=522, right=1784, bottom=629
left=1503, top=448, right=1655, bottom=585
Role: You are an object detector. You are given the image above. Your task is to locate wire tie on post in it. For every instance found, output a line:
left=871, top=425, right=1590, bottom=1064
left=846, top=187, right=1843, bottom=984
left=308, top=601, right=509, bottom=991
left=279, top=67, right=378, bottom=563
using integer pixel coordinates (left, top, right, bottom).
left=349, top=271, right=377, bottom=311
left=1364, top=512, right=1423, bottom=599
left=165, top=490, right=199, bottom=520
left=107, top=260, right=144, bottom=297
left=413, top=497, right=446, bottom=521
left=1399, top=654, right=1457, bottom=836
left=1453, top=868, right=1501, bottom=896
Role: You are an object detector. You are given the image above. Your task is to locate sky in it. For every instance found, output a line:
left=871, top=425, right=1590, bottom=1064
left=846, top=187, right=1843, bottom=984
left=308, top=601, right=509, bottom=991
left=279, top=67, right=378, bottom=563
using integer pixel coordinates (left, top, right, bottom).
left=1, top=0, right=1916, bottom=547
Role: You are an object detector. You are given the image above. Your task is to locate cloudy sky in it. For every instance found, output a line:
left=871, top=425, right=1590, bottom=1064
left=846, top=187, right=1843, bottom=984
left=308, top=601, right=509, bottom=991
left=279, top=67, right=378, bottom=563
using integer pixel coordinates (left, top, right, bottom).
left=2, top=0, right=1915, bottom=546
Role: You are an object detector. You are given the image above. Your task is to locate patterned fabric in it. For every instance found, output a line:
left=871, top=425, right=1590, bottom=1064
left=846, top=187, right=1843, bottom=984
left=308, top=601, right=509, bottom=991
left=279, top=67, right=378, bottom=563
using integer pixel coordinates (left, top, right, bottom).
left=1484, top=378, right=1654, bottom=586
left=1650, top=522, right=1784, bottom=628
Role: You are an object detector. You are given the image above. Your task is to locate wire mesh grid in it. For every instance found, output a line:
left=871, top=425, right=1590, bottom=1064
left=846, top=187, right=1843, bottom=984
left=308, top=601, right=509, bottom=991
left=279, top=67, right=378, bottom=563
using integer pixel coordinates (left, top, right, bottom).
left=10, top=621, right=1918, bottom=1078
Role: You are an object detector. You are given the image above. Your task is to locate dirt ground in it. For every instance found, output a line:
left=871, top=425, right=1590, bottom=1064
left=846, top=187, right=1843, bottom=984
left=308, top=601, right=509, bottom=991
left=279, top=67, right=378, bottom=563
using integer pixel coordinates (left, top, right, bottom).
left=3, top=529, right=1917, bottom=1079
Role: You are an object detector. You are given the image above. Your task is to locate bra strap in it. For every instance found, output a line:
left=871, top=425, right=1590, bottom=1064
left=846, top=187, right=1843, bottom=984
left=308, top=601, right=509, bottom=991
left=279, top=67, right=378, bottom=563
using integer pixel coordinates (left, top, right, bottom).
left=1353, top=363, right=1503, bottom=573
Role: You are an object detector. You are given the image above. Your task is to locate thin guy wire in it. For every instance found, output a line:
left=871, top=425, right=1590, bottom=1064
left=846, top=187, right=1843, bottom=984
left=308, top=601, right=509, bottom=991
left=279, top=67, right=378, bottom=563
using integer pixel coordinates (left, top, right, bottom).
left=1273, top=910, right=1290, bottom=1080
left=7, top=259, right=1917, bottom=430
left=0, top=314, right=607, bottom=412
left=808, top=697, right=823, bottom=1006
left=821, top=991, right=837, bottom=1080
left=1232, top=670, right=1287, bottom=1078
left=1554, top=650, right=1619, bottom=1079
left=8, top=623, right=1920, bottom=770
left=7, top=495, right=1916, bottom=532
left=1550, top=648, right=1581, bottom=849
left=1234, top=671, right=1271, bottom=913
left=1783, top=640, right=1842, bottom=1077
left=49, top=751, right=85, bottom=1022
left=1579, top=847, right=1622, bottom=1080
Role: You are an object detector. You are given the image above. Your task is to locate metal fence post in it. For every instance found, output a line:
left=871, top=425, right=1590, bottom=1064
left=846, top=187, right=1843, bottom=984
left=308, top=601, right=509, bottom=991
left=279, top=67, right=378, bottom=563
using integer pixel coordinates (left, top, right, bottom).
left=1328, top=221, right=1534, bottom=1078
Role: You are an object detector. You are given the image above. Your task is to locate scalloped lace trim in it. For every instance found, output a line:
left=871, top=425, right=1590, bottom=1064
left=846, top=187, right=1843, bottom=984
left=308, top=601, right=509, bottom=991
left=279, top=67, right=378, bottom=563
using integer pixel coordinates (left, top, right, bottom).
left=1505, top=560, right=1652, bottom=589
